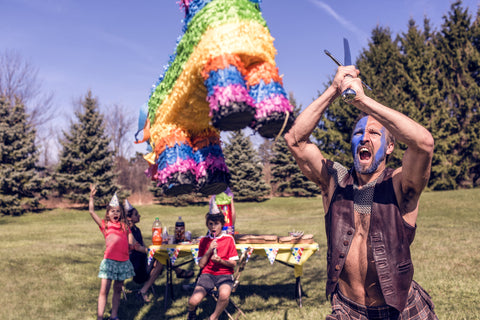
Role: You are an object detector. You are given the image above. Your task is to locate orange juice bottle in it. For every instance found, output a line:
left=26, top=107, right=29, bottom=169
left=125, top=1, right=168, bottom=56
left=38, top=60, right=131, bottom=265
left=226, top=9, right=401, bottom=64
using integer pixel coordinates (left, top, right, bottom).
left=152, top=217, right=163, bottom=245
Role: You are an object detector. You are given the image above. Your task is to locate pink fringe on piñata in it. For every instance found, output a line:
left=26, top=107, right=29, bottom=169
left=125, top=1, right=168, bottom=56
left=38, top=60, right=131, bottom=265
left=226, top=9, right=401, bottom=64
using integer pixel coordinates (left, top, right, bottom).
left=254, top=95, right=293, bottom=119
left=155, top=159, right=197, bottom=184
left=195, top=155, right=229, bottom=180
left=207, top=85, right=255, bottom=116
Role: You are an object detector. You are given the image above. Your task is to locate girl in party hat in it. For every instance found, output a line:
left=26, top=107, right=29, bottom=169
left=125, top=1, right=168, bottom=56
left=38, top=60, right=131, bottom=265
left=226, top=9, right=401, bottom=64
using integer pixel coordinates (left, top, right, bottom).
left=88, top=185, right=148, bottom=320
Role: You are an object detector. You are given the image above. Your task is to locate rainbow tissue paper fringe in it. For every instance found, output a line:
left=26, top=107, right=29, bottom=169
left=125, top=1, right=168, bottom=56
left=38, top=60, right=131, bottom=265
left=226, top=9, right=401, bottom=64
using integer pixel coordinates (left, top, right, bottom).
left=135, top=0, right=294, bottom=196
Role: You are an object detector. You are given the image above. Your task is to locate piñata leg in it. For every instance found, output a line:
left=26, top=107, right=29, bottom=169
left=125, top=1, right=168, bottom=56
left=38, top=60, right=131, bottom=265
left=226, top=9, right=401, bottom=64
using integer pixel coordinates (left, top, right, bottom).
left=192, top=128, right=230, bottom=196
left=203, top=54, right=256, bottom=131
left=246, top=61, right=295, bottom=138
left=150, top=127, right=197, bottom=196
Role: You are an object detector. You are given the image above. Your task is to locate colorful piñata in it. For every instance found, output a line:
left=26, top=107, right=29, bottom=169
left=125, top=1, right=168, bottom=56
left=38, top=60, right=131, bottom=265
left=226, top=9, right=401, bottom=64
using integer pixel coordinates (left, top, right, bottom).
left=136, top=0, right=294, bottom=196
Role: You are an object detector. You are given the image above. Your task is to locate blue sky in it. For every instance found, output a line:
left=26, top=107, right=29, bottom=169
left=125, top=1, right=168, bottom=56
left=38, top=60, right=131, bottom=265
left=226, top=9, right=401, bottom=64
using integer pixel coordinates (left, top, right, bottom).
left=2, top=0, right=479, bottom=155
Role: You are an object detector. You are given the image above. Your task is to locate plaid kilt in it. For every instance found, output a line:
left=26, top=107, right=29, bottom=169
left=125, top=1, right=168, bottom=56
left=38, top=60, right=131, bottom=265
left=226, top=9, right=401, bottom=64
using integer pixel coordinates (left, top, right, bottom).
left=327, top=281, right=438, bottom=320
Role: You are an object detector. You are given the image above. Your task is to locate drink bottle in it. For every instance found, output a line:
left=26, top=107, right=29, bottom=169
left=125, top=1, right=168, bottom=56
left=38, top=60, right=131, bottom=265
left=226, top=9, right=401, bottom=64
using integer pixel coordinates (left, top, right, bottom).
left=175, top=216, right=185, bottom=243
left=152, top=217, right=163, bottom=245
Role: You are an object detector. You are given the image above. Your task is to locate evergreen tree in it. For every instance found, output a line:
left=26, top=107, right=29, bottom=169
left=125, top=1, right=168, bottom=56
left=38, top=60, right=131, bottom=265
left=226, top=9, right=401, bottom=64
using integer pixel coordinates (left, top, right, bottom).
left=308, top=1, right=480, bottom=190
left=55, top=91, right=117, bottom=205
left=0, top=97, right=47, bottom=215
left=472, top=6, right=480, bottom=54
left=270, top=137, right=320, bottom=197
left=269, top=97, right=320, bottom=197
left=223, top=130, right=270, bottom=201
left=470, top=6, right=480, bottom=187
left=257, top=138, right=275, bottom=194
left=396, top=17, right=460, bottom=190
left=435, top=1, right=480, bottom=188
left=257, top=92, right=300, bottom=193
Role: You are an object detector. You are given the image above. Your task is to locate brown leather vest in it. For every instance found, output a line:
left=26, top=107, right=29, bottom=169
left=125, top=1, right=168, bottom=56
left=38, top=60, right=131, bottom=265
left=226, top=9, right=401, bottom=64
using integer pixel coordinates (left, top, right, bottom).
left=325, top=164, right=416, bottom=312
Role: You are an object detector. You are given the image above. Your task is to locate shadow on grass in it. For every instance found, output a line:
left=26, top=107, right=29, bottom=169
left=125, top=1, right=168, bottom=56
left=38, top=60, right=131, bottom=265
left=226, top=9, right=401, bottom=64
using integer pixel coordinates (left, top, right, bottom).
left=116, top=246, right=327, bottom=319
left=119, top=275, right=329, bottom=320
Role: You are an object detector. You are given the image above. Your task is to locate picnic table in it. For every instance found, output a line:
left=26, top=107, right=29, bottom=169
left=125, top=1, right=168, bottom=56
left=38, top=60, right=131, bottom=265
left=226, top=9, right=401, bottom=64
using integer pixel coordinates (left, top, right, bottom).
left=149, top=241, right=319, bottom=309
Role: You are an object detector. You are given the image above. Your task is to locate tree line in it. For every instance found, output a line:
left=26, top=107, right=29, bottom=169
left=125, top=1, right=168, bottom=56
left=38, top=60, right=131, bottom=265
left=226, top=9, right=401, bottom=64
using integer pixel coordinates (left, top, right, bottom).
left=1, top=0, right=478, bottom=215
left=318, top=1, right=480, bottom=190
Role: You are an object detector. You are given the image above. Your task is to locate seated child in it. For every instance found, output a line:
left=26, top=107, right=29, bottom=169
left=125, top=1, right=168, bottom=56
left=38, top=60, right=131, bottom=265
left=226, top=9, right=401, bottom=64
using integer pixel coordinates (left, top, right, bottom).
left=187, top=211, right=238, bottom=320
left=125, top=200, right=193, bottom=303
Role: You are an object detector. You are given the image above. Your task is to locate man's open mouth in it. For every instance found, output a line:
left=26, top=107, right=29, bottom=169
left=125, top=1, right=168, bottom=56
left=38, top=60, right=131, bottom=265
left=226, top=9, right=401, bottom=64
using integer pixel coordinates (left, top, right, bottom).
left=359, top=147, right=371, bottom=161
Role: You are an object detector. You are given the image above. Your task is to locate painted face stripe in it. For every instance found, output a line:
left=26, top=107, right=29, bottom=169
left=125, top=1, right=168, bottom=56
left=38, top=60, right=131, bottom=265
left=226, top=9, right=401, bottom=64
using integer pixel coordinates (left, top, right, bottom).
left=352, top=116, right=388, bottom=174
left=351, top=116, right=368, bottom=155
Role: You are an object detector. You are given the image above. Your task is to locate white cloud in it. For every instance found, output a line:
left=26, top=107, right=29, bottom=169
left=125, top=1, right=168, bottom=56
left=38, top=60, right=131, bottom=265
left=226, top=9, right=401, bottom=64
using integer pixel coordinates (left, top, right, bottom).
left=308, top=0, right=369, bottom=42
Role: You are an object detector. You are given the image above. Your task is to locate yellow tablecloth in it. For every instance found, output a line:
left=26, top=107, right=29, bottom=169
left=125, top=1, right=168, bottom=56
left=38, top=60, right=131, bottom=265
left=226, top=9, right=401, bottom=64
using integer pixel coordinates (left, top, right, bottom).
left=150, top=242, right=319, bottom=278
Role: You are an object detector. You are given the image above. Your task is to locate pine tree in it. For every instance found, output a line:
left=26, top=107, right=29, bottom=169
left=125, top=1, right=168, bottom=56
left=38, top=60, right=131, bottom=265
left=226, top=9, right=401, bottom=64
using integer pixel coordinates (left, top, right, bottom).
left=270, top=137, right=320, bottom=197
left=55, top=91, right=117, bottom=205
left=434, top=1, right=480, bottom=188
left=223, top=130, right=270, bottom=201
left=472, top=6, right=480, bottom=53
left=269, top=97, right=320, bottom=197
left=470, top=6, right=480, bottom=187
left=0, top=97, right=47, bottom=215
left=257, top=138, right=275, bottom=194
left=307, top=2, right=480, bottom=190
left=396, top=18, right=456, bottom=190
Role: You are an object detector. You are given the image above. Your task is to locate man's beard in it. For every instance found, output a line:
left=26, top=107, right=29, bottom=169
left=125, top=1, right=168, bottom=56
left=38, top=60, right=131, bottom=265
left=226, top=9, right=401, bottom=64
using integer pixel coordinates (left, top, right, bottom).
left=353, top=151, right=386, bottom=174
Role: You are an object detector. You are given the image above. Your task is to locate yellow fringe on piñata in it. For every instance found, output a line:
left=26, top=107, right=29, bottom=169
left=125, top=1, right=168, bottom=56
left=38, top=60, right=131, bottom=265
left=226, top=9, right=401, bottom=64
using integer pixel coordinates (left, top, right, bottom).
left=151, top=20, right=276, bottom=136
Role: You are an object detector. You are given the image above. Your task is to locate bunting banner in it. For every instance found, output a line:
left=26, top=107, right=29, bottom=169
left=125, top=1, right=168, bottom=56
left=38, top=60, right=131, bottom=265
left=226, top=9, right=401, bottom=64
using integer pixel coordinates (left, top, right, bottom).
left=291, top=247, right=304, bottom=264
left=191, top=247, right=200, bottom=265
left=168, top=248, right=180, bottom=265
left=239, top=246, right=254, bottom=262
left=265, top=247, right=279, bottom=265
left=147, top=248, right=156, bottom=266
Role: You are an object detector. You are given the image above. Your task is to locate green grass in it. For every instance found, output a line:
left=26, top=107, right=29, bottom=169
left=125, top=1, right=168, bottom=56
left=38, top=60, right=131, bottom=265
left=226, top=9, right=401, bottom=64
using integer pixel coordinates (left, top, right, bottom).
left=0, top=189, right=479, bottom=319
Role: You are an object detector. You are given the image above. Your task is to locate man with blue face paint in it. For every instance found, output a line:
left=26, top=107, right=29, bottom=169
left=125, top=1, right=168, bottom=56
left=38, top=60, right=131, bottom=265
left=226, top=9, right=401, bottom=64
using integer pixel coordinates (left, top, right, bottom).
left=351, top=115, right=391, bottom=175
left=285, top=66, right=437, bottom=319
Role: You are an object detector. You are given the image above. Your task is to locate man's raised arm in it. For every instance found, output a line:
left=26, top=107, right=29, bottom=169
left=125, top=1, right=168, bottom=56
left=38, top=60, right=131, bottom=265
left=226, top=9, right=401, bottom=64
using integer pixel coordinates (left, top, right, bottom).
left=342, top=71, right=434, bottom=212
left=285, top=66, right=358, bottom=190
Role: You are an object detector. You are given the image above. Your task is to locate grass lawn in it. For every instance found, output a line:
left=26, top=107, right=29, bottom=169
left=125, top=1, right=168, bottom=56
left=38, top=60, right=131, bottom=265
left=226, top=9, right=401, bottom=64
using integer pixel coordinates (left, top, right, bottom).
left=0, top=189, right=479, bottom=319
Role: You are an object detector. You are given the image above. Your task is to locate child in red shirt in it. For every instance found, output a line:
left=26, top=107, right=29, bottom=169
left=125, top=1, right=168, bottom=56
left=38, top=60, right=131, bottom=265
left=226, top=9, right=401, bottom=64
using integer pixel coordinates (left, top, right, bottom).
left=187, top=212, right=238, bottom=320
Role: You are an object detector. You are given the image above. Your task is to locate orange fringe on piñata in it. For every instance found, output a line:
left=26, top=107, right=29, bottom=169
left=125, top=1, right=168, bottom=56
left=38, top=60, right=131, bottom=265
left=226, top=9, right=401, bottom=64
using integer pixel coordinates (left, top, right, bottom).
left=154, top=126, right=192, bottom=156
left=245, top=61, right=283, bottom=86
left=202, top=53, right=248, bottom=79
left=191, top=128, right=221, bottom=151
